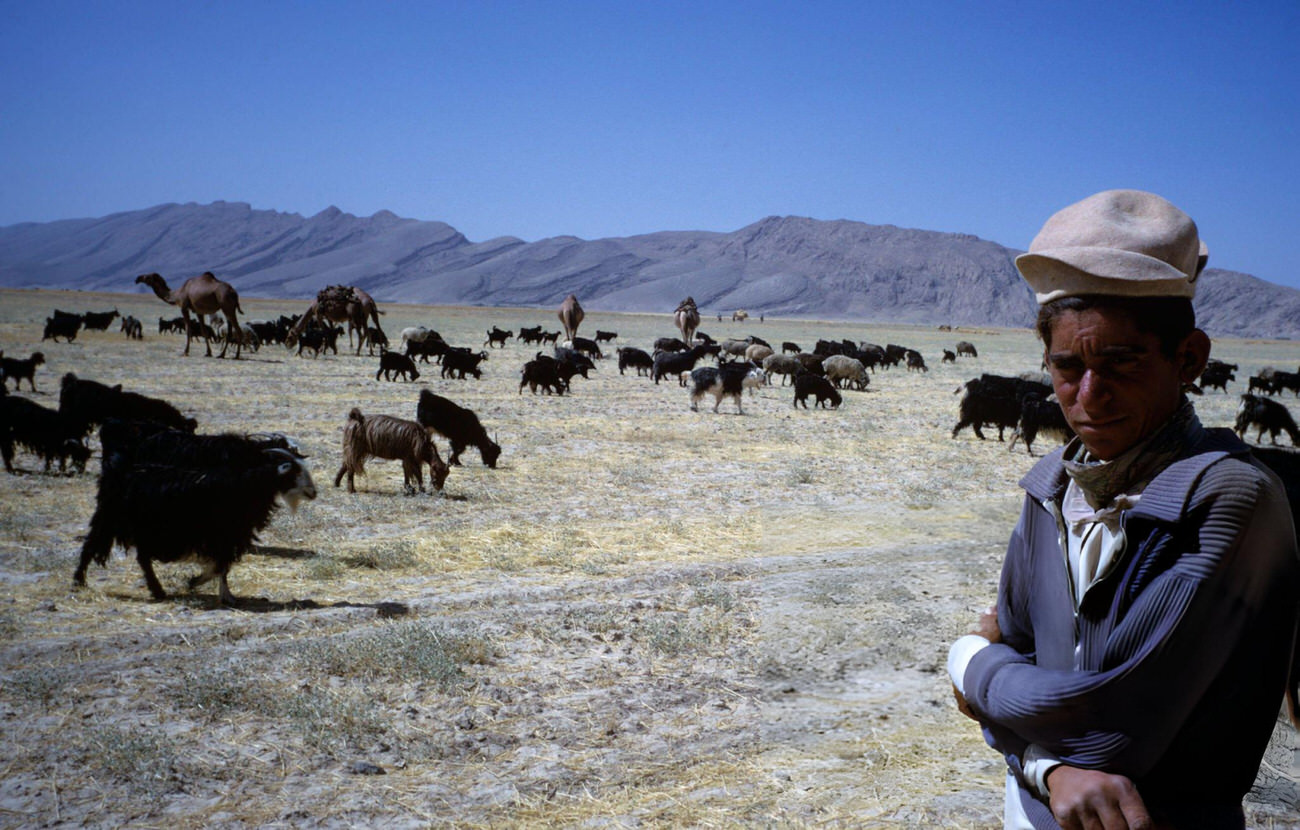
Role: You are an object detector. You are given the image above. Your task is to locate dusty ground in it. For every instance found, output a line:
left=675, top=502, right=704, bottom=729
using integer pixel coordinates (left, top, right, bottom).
left=0, top=288, right=1297, bottom=828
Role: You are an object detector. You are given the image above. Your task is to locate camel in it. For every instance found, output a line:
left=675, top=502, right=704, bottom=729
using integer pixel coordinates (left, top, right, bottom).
left=674, top=297, right=700, bottom=346
left=732, top=309, right=749, bottom=323
left=136, top=272, right=243, bottom=358
left=286, top=285, right=385, bottom=355
left=558, top=294, right=584, bottom=342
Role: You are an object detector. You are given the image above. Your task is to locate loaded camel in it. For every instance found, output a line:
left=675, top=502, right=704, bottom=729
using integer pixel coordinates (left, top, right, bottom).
left=136, top=272, right=244, bottom=358
left=732, top=309, right=749, bottom=322
left=558, top=293, right=584, bottom=342
left=674, top=296, right=700, bottom=347
left=286, top=285, right=385, bottom=356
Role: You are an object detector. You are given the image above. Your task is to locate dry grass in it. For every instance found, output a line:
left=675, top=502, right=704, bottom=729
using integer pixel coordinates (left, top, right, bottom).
left=0, top=287, right=1297, bottom=827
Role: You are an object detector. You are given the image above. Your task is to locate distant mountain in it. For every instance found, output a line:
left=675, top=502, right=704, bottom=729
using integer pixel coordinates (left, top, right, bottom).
left=0, top=201, right=1295, bottom=338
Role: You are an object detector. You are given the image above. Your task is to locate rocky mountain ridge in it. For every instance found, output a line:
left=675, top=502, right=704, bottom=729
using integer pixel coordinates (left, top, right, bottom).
left=1, top=201, right=1296, bottom=338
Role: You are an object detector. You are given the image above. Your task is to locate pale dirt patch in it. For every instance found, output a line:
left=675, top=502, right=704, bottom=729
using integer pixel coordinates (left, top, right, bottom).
left=0, top=289, right=1296, bottom=827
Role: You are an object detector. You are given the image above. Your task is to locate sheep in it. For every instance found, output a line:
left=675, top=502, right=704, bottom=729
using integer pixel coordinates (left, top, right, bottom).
left=762, top=353, right=803, bottom=386
left=1008, top=394, right=1075, bottom=456
left=81, top=309, right=120, bottom=331
left=653, top=345, right=711, bottom=386
left=335, top=408, right=449, bottom=495
left=617, top=346, right=654, bottom=376
left=719, top=338, right=751, bottom=359
left=416, top=390, right=501, bottom=467
left=59, top=373, right=197, bottom=439
left=441, top=348, right=488, bottom=379
left=793, top=374, right=842, bottom=409
left=42, top=314, right=82, bottom=342
left=956, top=341, right=978, bottom=358
left=0, top=352, right=45, bottom=392
left=594, top=330, right=618, bottom=343
left=905, top=349, right=928, bottom=373
left=484, top=326, right=513, bottom=348
left=74, top=428, right=316, bottom=604
left=1235, top=394, right=1300, bottom=446
left=120, top=315, right=143, bottom=340
left=0, top=393, right=89, bottom=475
left=782, top=341, right=801, bottom=354
left=688, top=364, right=766, bottom=414
left=952, top=374, right=1053, bottom=441
left=745, top=343, right=774, bottom=364
left=821, top=355, right=870, bottom=391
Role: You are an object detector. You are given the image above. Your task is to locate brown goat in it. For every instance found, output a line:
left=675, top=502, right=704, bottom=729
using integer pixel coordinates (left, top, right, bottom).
left=334, top=408, right=449, bottom=495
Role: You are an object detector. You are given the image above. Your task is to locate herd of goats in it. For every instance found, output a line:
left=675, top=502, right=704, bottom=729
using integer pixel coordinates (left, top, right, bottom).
left=3, top=276, right=1300, bottom=606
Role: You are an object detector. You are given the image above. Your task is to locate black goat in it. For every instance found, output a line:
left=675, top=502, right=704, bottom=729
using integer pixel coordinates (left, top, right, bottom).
left=442, top=349, right=488, bottom=379
left=0, top=392, right=89, bottom=474
left=952, top=374, right=1053, bottom=441
left=594, top=330, right=618, bottom=343
left=1235, top=394, right=1300, bottom=446
left=365, top=326, right=390, bottom=356
left=1, top=352, right=45, bottom=391
left=74, top=426, right=316, bottom=604
left=81, top=309, right=120, bottom=331
left=653, top=345, right=710, bottom=386
left=519, top=356, right=567, bottom=395
left=690, top=364, right=766, bottom=414
left=59, top=373, right=197, bottom=439
left=416, top=390, right=501, bottom=467
left=1197, top=362, right=1235, bottom=393
left=43, top=315, right=82, bottom=342
left=517, top=325, right=544, bottom=345
left=484, top=327, right=513, bottom=348
left=377, top=350, right=421, bottom=382
left=405, top=333, right=449, bottom=364
left=654, top=337, right=688, bottom=353
left=793, top=374, right=842, bottom=409
left=782, top=341, right=801, bottom=354
left=956, top=341, right=978, bottom=358
left=617, top=347, right=654, bottom=376
left=1009, top=394, right=1074, bottom=456
left=570, top=336, right=603, bottom=360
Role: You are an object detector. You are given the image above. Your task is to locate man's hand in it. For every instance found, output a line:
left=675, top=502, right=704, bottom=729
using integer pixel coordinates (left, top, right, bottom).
left=952, top=684, right=977, bottom=721
left=1047, top=765, right=1153, bottom=830
left=974, top=604, right=1001, bottom=643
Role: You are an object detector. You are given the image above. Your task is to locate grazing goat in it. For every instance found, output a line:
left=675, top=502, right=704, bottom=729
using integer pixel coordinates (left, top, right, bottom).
left=1009, top=394, right=1074, bottom=456
left=905, top=349, right=928, bottom=373
left=654, top=337, right=688, bottom=353
left=618, top=347, right=654, bottom=376
left=519, top=356, right=568, bottom=395
left=59, top=373, right=197, bottom=439
left=484, top=327, right=513, bottom=348
left=377, top=350, right=421, bottom=382
left=653, top=345, right=710, bottom=386
left=570, top=336, right=604, bottom=360
left=793, top=374, right=842, bottom=409
left=793, top=352, right=827, bottom=376
left=120, top=316, right=143, bottom=340
left=689, top=365, right=766, bottom=414
left=43, top=314, right=82, bottom=342
left=441, top=348, right=488, bottom=379
left=294, top=324, right=341, bottom=357
left=952, top=374, right=1053, bottom=441
left=365, top=326, right=389, bottom=356
left=1, top=352, right=45, bottom=391
left=0, top=392, right=89, bottom=474
left=1235, top=394, right=1300, bottom=446
left=822, top=355, right=870, bottom=391
left=956, top=341, right=978, bottom=358
left=74, top=426, right=316, bottom=604
left=782, top=341, right=801, bottom=354
left=594, top=330, right=618, bottom=343
left=416, top=390, right=501, bottom=467
left=406, top=333, right=449, bottom=363
left=335, top=408, right=449, bottom=495
left=942, top=349, right=957, bottom=364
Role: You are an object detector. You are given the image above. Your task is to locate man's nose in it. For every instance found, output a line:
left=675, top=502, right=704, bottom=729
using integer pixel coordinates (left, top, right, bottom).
left=1077, top=369, right=1111, bottom=407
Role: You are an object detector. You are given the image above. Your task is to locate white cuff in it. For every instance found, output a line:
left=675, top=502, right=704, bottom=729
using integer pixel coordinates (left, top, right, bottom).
left=947, top=634, right=990, bottom=695
left=1022, top=744, right=1063, bottom=798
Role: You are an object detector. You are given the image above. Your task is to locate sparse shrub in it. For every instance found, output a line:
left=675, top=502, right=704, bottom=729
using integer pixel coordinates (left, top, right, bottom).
left=343, top=538, right=418, bottom=571
left=279, top=687, right=387, bottom=751
left=79, top=725, right=179, bottom=793
left=174, top=664, right=275, bottom=721
left=305, top=555, right=346, bottom=581
left=6, top=664, right=75, bottom=708
left=295, top=620, right=490, bottom=686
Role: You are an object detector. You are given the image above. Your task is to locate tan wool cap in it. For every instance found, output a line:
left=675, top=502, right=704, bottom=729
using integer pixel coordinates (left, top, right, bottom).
left=1015, top=189, right=1208, bottom=304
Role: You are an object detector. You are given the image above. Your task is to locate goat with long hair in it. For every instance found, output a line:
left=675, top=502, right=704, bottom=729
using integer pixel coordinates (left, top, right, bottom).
left=334, top=408, right=449, bottom=495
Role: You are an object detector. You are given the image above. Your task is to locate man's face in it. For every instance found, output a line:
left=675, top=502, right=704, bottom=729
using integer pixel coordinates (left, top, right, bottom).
left=1045, top=308, right=1190, bottom=461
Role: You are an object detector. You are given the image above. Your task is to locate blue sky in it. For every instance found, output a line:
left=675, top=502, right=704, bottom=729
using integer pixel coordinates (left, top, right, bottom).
left=2, top=1, right=1296, bottom=285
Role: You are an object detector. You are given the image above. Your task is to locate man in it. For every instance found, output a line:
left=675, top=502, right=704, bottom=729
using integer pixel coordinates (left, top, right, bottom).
left=948, top=190, right=1300, bottom=829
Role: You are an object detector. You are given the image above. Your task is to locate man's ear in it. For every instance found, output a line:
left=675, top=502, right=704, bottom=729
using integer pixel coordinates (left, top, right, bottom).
left=1179, top=329, right=1212, bottom=383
